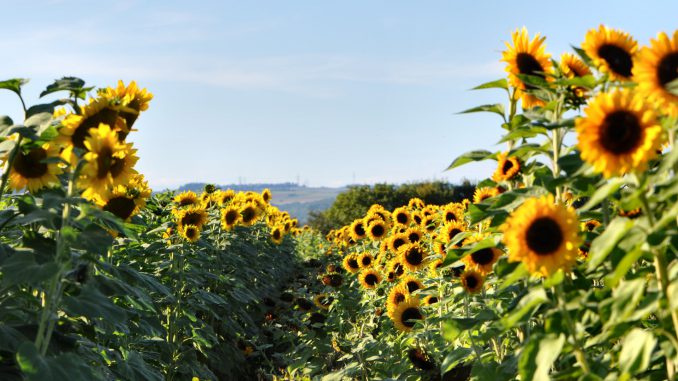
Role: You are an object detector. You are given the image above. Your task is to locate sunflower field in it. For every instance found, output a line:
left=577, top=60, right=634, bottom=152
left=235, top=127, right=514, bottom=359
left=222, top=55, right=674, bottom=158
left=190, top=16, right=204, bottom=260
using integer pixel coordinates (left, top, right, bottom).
left=1, top=25, right=678, bottom=381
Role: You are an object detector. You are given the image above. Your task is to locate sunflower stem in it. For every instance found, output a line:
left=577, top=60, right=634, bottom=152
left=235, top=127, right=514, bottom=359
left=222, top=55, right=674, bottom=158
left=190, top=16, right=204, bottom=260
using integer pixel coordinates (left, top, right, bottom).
left=554, top=282, right=591, bottom=375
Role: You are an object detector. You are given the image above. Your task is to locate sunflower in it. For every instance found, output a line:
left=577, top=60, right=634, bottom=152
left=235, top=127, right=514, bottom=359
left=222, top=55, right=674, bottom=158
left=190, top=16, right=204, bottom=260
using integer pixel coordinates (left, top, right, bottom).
left=582, top=25, right=637, bottom=81
left=57, top=97, right=125, bottom=159
left=576, top=89, right=664, bottom=178
left=6, top=142, right=62, bottom=193
left=473, top=187, right=499, bottom=204
left=270, top=227, right=284, bottom=244
left=358, top=252, right=374, bottom=268
left=392, top=206, right=411, bottom=226
left=366, top=220, right=388, bottom=241
left=262, top=188, right=272, bottom=203
left=359, top=269, right=382, bottom=289
left=492, top=152, right=521, bottom=182
left=221, top=205, right=241, bottom=230
left=433, top=240, right=447, bottom=257
left=349, top=219, right=367, bottom=240
left=560, top=53, right=592, bottom=98
left=581, top=219, right=601, bottom=232
left=399, top=243, right=429, bottom=272
left=216, top=189, right=236, bottom=206
left=177, top=206, right=209, bottom=229
left=423, top=295, right=439, bottom=305
left=240, top=202, right=261, bottom=226
left=313, top=294, right=333, bottom=310
left=407, top=348, right=436, bottom=370
left=387, top=259, right=406, bottom=279
left=390, top=296, right=423, bottom=332
left=461, top=235, right=501, bottom=275
left=95, top=174, right=151, bottom=221
left=420, top=215, right=438, bottom=233
left=408, top=198, right=425, bottom=209
left=634, top=30, right=678, bottom=117
left=389, top=233, right=410, bottom=252
left=442, top=221, right=466, bottom=247
left=405, top=228, right=423, bottom=243
left=502, top=27, right=553, bottom=109
left=502, top=194, right=580, bottom=277
left=174, top=191, right=199, bottom=207
left=429, top=259, right=444, bottom=277
left=180, top=224, right=200, bottom=243
left=100, top=80, right=153, bottom=132
left=400, top=275, right=424, bottom=294
left=200, top=191, right=219, bottom=209
left=342, top=254, right=361, bottom=274
left=79, top=123, right=138, bottom=200
left=442, top=203, right=464, bottom=224
left=460, top=270, right=484, bottom=294
left=387, top=284, right=410, bottom=316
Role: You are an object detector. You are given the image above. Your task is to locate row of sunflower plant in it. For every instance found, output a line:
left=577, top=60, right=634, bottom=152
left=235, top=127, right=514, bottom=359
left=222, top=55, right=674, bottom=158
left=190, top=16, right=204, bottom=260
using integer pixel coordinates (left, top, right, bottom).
left=0, top=78, right=306, bottom=380
left=270, top=26, right=678, bottom=380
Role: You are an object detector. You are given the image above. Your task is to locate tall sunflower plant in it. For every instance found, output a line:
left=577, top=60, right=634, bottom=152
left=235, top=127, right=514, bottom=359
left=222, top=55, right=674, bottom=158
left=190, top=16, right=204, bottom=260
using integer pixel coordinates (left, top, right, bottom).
left=445, top=26, right=678, bottom=380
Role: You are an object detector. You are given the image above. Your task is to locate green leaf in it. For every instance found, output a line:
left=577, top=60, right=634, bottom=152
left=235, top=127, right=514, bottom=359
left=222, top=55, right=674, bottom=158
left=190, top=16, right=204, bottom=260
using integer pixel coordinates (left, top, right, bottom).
left=498, top=263, right=528, bottom=290
left=446, top=150, right=494, bottom=170
left=471, top=78, right=508, bottom=91
left=518, top=333, right=565, bottom=381
left=0, top=115, right=13, bottom=132
left=458, top=104, right=505, bottom=119
left=581, top=178, right=626, bottom=211
left=501, top=287, right=548, bottom=329
left=619, top=328, right=656, bottom=376
left=441, top=347, right=474, bottom=374
left=442, top=318, right=479, bottom=342
left=605, top=278, right=646, bottom=328
left=0, top=253, right=59, bottom=288
left=0, top=78, right=29, bottom=96
left=24, top=112, right=53, bottom=133
left=16, top=341, right=102, bottom=381
left=666, top=77, right=678, bottom=96
left=603, top=241, right=644, bottom=289
left=40, top=77, right=90, bottom=99
left=587, top=217, right=635, bottom=271
left=62, top=285, right=127, bottom=323
left=25, top=99, right=73, bottom=119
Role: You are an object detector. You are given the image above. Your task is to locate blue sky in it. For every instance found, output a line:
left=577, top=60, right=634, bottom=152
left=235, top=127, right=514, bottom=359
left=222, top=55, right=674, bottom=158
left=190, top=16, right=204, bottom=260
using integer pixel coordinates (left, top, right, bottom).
left=1, top=1, right=676, bottom=189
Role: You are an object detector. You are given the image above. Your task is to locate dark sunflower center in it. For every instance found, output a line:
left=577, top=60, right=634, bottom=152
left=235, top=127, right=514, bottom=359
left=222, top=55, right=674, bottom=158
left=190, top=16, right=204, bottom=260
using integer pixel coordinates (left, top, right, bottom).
left=413, top=215, right=422, bottom=224
left=182, top=212, right=203, bottom=226
left=371, top=224, right=385, bottom=237
left=599, top=110, right=642, bottom=154
left=401, top=307, right=423, bottom=328
left=179, top=198, right=195, bottom=206
left=348, top=258, right=359, bottom=269
left=387, top=272, right=396, bottom=281
left=526, top=217, right=563, bottom=255
left=597, top=44, right=633, bottom=78
left=394, top=263, right=404, bottom=276
left=465, top=274, right=479, bottom=289
left=96, top=146, right=114, bottom=179
left=658, top=52, right=678, bottom=87
left=406, top=281, right=420, bottom=293
left=447, top=228, right=461, bottom=243
left=361, top=256, right=372, bottom=266
left=445, top=211, right=456, bottom=222
left=273, top=230, right=281, bottom=240
left=396, top=212, right=408, bottom=224
left=427, top=296, right=438, bottom=304
left=242, top=207, right=256, bottom=222
left=405, top=247, right=424, bottom=265
left=225, top=210, right=238, bottom=224
left=365, top=274, right=378, bottom=285
left=394, top=293, right=405, bottom=304
left=393, top=237, right=406, bottom=250
left=186, top=227, right=198, bottom=239
left=516, top=52, right=545, bottom=89
left=13, top=147, right=48, bottom=178
left=471, top=248, right=495, bottom=265
left=103, top=196, right=136, bottom=220
left=408, top=232, right=421, bottom=242
left=72, top=109, right=119, bottom=149
left=354, top=223, right=365, bottom=236
left=121, top=99, right=140, bottom=129
left=502, top=159, right=514, bottom=174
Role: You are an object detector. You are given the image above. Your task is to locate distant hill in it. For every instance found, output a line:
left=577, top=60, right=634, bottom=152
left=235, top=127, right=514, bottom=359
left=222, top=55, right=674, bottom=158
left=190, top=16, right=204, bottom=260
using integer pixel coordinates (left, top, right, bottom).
left=174, top=183, right=345, bottom=224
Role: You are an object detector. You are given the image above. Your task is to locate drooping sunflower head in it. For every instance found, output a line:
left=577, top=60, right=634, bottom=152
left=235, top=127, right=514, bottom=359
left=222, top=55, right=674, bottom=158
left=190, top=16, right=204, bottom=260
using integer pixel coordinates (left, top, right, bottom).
left=473, top=187, right=499, bottom=204
left=221, top=205, right=241, bottom=230
left=581, top=219, right=601, bottom=232
left=407, top=348, right=436, bottom=370
left=492, top=152, right=521, bottom=183
left=502, top=194, right=581, bottom=277
left=342, top=253, right=361, bottom=274
left=177, top=206, right=209, bottom=229
left=390, top=296, right=423, bottom=332
left=575, top=89, right=664, bottom=178
left=501, top=27, right=553, bottom=109
left=7, top=142, right=63, bottom=193
left=387, top=284, right=410, bottom=316
left=460, top=270, right=484, bottom=294
left=240, top=202, right=261, bottom=226
left=313, top=293, right=333, bottom=310
left=358, top=252, right=374, bottom=268
left=400, top=275, right=424, bottom=294
left=392, top=206, right=411, bottom=226
left=366, top=220, right=388, bottom=241
left=350, top=219, right=367, bottom=240
left=560, top=53, right=593, bottom=99
left=389, top=232, right=410, bottom=252
left=634, top=30, right=678, bottom=117
left=174, top=191, right=199, bottom=207
left=261, top=188, right=272, bottom=203
left=582, top=25, right=637, bottom=81
left=359, top=268, right=382, bottom=289
left=100, top=80, right=153, bottom=131
left=180, top=224, right=200, bottom=243
left=399, top=243, right=429, bottom=272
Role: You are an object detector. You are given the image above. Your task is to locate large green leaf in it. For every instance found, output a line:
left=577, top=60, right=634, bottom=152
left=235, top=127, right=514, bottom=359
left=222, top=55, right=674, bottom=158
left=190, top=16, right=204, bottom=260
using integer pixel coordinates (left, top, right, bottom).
left=62, top=285, right=127, bottom=323
left=587, top=217, right=635, bottom=271
left=446, top=150, right=494, bottom=170
left=619, top=328, right=656, bottom=377
left=518, top=333, right=565, bottom=381
left=16, top=341, right=103, bottom=381
left=40, top=77, right=91, bottom=99
left=458, top=103, right=505, bottom=119
left=501, top=288, right=549, bottom=329
left=0, top=252, right=59, bottom=288
left=471, top=78, right=508, bottom=91
left=580, top=178, right=626, bottom=211
left=0, top=78, right=29, bottom=96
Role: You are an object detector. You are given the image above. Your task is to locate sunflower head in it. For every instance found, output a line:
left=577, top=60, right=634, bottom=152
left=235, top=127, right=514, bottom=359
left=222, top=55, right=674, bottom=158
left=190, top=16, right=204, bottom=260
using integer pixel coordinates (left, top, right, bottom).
left=270, top=227, right=284, bottom=244
left=387, top=284, right=410, bottom=315
left=400, top=275, right=424, bottom=294
left=492, top=152, right=521, bottom=183
left=358, top=252, right=374, bottom=268
left=342, top=254, right=361, bottom=274
left=177, top=206, right=209, bottom=229
left=461, top=235, right=502, bottom=275
left=405, top=228, right=423, bottom=243
left=240, top=202, right=262, bottom=226
left=313, top=293, right=333, bottom=310
left=366, top=220, right=388, bottom=241
left=399, top=243, right=429, bottom=272
left=460, top=270, right=484, bottom=294
left=442, top=203, right=464, bottom=224
left=180, top=224, right=200, bottom=243
left=389, top=233, right=410, bottom=252
left=408, top=198, right=425, bottom=209
left=502, top=194, right=581, bottom=277
left=390, top=296, right=423, bottom=332
left=221, top=205, right=241, bottom=230
left=501, top=27, right=553, bottom=109
left=473, top=187, right=499, bottom=204
left=442, top=221, right=466, bottom=247
left=359, top=268, right=382, bottom=289
left=350, top=219, right=367, bottom=240
left=7, top=142, right=62, bottom=193
left=581, top=219, right=601, bottom=232
left=576, top=89, right=664, bottom=178
left=387, top=259, right=406, bottom=279
left=407, top=348, right=436, bottom=370
left=261, top=188, right=272, bottom=203
left=174, top=191, right=199, bottom=207
left=582, top=25, right=637, bottom=81
left=634, top=30, right=678, bottom=117
left=392, top=206, right=411, bottom=226
left=100, top=80, right=153, bottom=130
